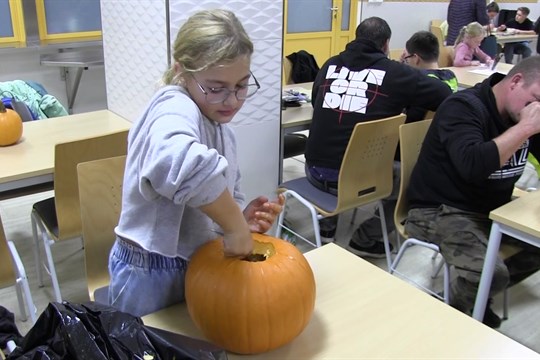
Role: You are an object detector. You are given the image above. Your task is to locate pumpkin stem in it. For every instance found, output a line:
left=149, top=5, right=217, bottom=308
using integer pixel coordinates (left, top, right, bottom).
left=0, top=102, right=6, bottom=113
left=242, top=240, right=276, bottom=262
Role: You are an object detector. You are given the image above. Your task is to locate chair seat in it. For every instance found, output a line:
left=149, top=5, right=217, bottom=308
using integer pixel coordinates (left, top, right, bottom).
left=33, top=197, right=59, bottom=238
left=279, top=177, right=337, bottom=214
left=283, top=133, right=308, bottom=158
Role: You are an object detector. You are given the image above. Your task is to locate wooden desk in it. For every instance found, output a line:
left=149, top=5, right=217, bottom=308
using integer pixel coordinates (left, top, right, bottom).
left=495, top=32, right=538, bottom=45
left=281, top=82, right=313, bottom=133
left=473, top=190, right=540, bottom=322
left=143, top=243, right=539, bottom=359
left=445, top=63, right=514, bottom=89
left=279, top=82, right=314, bottom=181
left=0, top=110, right=131, bottom=197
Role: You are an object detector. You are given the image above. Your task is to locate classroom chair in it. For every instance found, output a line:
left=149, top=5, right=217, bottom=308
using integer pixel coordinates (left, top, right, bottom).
left=0, top=214, right=37, bottom=323
left=389, top=119, right=451, bottom=303
left=276, top=114, right=406, bottom=270
left=77, top=155, right=126, bottom=304
left=30, top=131, right=128, bottom=303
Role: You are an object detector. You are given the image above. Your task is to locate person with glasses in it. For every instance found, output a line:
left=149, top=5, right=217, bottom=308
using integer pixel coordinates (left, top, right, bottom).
left=400, top=31, right=458, bottom=123
left=108, top=9, right=284, bottom=317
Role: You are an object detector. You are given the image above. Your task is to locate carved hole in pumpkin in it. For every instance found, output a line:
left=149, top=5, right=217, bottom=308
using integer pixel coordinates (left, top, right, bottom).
left=242, top=240, right=276, bottom=262
left=243, top=254, right=266, bottom=262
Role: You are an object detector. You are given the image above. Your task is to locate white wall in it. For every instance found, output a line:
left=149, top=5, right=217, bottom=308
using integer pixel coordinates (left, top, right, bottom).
left=100, top=0, right=168, bottom=122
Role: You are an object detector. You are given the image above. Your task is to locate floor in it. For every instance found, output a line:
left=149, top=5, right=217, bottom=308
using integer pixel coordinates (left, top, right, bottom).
left=1, top=155, right=540, bottom=353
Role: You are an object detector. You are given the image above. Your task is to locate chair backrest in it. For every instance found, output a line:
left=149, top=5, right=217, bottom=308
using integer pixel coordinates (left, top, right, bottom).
left=335, top=114, right=406, bottom=214
left=0, top=214, right=15, bottom=289
left=54, top=130, right=128, bottom=240
left=77, top=155, right=126, bottom=301
left=394, top=119, right=432, bottom=238
left=439, top=46, right=454, bottom=67
left=430, top=25, right=445, bottom=48
left=430, top=19, right=444, bottom=27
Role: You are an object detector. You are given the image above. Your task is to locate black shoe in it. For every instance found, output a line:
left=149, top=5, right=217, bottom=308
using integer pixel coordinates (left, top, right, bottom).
left=347, top=240, right=392, bottom=259
left=481, top=299, right=502, bottom=329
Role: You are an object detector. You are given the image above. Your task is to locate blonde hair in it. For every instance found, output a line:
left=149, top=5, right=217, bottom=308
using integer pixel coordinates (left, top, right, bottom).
left=454, top=22, right=485, bottom=47
left=162, top=9, right=254, bottom=85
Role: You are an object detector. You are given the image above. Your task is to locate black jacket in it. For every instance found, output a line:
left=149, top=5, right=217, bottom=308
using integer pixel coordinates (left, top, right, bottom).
left=305, top=38, right=452, bottom=169
left=408, top=74, right=540, bottom=214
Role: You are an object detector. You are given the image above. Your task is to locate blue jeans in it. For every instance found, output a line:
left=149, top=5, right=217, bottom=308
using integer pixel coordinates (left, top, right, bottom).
left=503, top=42, right=532, bottom=64
left=108, top=237, right=188, bottom=317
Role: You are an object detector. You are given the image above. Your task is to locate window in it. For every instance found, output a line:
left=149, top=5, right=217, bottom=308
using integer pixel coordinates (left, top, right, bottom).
left=0, top=0, right=26, bottom=46
left=35, top=0, right=101, bottom=42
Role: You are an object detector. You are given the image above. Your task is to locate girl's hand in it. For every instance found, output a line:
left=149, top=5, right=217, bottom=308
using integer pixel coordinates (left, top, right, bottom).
left=471, top=60, right=481, bottom=66
left=244, top=194, right=285, bottom=233
left=223, top=226, right=253, bottom=257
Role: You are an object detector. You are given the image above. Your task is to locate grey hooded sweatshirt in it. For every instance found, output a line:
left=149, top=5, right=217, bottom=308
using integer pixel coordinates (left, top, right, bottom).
left=115, top=85, right=244, bottom=259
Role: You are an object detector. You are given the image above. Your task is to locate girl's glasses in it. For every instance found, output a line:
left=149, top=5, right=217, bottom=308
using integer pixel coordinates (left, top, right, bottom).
left=193, top=72, right=260, bottom=104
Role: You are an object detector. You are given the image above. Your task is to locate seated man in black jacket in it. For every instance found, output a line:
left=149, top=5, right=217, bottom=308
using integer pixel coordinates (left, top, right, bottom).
left=499, top=7, right=536, bottom=64
left=405, top=56, right=540, bottom=328
left=304, top=17, right=452, bottom=258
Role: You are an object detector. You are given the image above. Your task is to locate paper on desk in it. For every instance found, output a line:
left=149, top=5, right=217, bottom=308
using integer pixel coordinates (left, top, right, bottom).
left=468, top=68, right=495, bottom=76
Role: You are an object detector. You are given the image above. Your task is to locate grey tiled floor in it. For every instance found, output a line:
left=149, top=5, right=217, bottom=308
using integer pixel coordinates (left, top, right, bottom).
left=1, top=156, right=539, bottom=353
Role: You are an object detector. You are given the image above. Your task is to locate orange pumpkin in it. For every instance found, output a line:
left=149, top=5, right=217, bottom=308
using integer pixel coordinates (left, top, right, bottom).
left=185, top=233, right=316, bottom=354
left=0, top=102, right=23, bottom=146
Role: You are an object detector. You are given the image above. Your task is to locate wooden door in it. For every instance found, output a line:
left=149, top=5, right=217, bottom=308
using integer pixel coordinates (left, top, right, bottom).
left=283, top=0, right=357, bottom=68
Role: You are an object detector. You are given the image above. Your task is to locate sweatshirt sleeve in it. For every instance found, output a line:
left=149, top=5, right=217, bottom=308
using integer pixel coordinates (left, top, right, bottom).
left=474, top=0, right=489, bottom=25
left=437, top=97, right=500, bottom=182
left=136, top=106, right=229, bottom=209
left=453, top=43, right=471, bottom=67
left=474, top=47, right=492, bottom=63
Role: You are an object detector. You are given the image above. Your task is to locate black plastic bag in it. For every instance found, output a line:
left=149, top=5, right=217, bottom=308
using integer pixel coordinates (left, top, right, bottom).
left=7, top=301, right=227, bottom=360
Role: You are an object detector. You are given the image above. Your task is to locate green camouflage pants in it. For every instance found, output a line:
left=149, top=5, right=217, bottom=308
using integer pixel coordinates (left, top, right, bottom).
left=405, top=204, right=540, bottom=313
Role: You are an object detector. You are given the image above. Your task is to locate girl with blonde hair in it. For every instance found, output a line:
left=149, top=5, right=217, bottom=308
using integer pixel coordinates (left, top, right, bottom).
left=108, top=9, right=285, bottom=317
left=453, top=22, right=494, bottom=67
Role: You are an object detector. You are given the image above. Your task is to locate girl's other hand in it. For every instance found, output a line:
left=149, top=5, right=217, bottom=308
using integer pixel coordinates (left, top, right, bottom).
left=244, top=194, right=285, bottom=233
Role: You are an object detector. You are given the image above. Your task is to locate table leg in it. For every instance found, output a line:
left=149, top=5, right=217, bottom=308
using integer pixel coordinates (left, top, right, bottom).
left=63, top=67, right=84, bottom=114
left=472, top=222, right=502, bottom=321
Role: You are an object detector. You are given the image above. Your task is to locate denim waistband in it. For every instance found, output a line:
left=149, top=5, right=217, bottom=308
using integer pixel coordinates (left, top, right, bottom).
left=306, top=165, right=338, bottom=196
left=113, top=237, right=187, bottom=270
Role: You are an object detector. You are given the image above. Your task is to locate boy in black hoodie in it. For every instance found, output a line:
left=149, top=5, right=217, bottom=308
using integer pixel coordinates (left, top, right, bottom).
left=305, top=17, right=452, bottom=257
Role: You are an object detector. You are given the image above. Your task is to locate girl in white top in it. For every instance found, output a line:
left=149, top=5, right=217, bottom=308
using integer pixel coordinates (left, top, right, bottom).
left=109, top=9, right=285, bottom=317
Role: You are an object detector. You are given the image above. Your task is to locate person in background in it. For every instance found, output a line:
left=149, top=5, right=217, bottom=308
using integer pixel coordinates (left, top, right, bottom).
left=402, top=31, right=458, bottom=93
left=305, top=17, right=452, bottom=258
left=499, top=7, right=535, bottom=64
left=446, top=0, right=489, bottom=46
left=108, top=9, right=284, bottom=317
left=401, top=31, right=458, bottom=122
left=486, top=2, right=500, bottom=32
left=453, top=22, right=494, bottom=67
left=405, top=56, right=540, bottom=328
